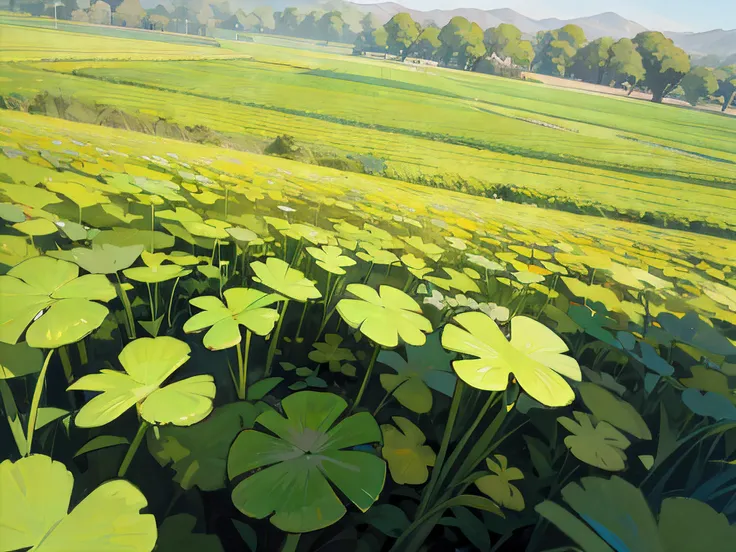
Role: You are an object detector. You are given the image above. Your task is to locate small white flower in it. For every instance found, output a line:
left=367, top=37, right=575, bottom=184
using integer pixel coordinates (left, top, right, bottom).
left=278, top=205, right=296, bottom=213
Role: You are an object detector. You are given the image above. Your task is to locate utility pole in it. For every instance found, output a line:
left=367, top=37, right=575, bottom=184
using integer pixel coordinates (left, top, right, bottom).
left=54, top=1, right=62, bottom=29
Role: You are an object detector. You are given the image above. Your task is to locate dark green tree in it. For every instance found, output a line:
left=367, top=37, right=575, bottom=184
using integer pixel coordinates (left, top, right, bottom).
left=438, top=16, right=486, bottom=70
left=533, top=25, right=586, bottom=77
left=633, top=31, right=690, bottom=103
left=484, top=23, right=534, bottom=68
left=571, top=37, right=614, bottom=83
left=275, top=7, right=300, bottom=36
left=384, top=13, right=421, bottom=56
left=409, top=26, right=441, bottom=60
left=713, top=65, right=736, bottom=111
left=680, top=66, right=718, bottom=106
left=608, top=38, right=645, bottom=93
left=317, top=11, right=346, bottom=43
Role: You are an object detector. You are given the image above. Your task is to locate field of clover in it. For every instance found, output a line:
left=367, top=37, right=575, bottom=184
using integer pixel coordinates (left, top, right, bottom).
left=1, top=114, right=736, bottom=552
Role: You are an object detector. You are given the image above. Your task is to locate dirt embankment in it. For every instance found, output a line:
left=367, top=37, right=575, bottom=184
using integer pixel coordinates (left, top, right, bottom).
left=522, top=73, right=736, bottom=116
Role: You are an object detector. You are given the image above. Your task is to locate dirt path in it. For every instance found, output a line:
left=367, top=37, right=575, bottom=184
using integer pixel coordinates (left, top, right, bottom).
left=522, top=72, right=735, bottom=116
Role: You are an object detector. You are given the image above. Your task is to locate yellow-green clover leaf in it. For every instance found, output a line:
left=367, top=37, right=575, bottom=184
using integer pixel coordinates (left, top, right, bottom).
left=227, top=391, right=385, bottom=533
left=441, top=313, right=581, bottom=407
left=184, top=288, right=281, bottom=350
left=380, top=416, right=436, bottom=485
left=68, top=336, right=215, bottom=428
left=475, top=455, right=525, bottom=511
left=306, top=245, right=356, bottom=275
left=0, top=454, right=156, bottom=552
left=0, top=256, right=116, bottom=348
left=337, top=284, right=432, bottom=348
left=250, top=257, right=321, bottom=302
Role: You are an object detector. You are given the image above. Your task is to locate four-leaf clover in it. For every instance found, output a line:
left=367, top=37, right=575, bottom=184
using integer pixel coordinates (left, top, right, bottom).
left=69, top=337, right=215, bottom=427
left=337, top=284, right=432, bottom=348
left=184, top=288, right=281, bottom=350
left=441, top=312, right=581, bottom=407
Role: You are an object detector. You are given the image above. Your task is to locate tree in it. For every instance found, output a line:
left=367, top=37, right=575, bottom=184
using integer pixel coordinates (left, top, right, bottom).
left=484, top=23, right=533, bottom=68
left=317, top=11, right=345, bottom=43
left=438, top=16, right=486, bottom=70
left=353, top=13, right=386, bottom=54
left=89, top=0, right=111, bottom=25
left=275, top=7, right=300, bottom=36
left=571, top=37, right=614, bottom=83
left=384, top=13, right=420, bottom=56
left=297, top=10, right=321, bottom=39
left=608, top=38, right=645, bottom=93
left=71, top=8, right=89, bottom=21
left=633, top=31, right=690, bottom=103
left=113, top=0, right=144, bottom=27
left=713, top=66, right=736, bottom=111
left=252, top=6, right=275, bottom=32
left=409, top=26, right=441, bottom=60
left=533, top=25, right=586, bottom=77
left=680, top=67, right=718, bottom=106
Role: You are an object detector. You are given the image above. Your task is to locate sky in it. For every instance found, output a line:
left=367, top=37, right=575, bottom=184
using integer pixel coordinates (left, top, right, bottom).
left=352, top=1, right=736, bottom=32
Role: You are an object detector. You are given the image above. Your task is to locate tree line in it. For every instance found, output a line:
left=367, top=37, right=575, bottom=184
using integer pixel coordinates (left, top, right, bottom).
left=10, top=0, right=735, bottom=110
left=355, top=13, right=735, bottom=109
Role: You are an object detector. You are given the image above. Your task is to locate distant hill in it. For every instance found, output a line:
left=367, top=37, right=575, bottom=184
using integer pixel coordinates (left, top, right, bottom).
left=136, top=0, right=736, bottom=58
left=350, top=4, right=647, bottom=40
left=665, top=29, right=736, bottom=58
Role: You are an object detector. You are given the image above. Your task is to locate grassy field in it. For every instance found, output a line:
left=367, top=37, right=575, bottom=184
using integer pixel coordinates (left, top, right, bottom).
left=0, top=16, right=734, bottom=236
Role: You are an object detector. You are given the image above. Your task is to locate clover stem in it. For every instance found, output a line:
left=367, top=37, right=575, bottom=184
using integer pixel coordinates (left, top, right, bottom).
left=59, top=346, right=74, bottom=384
left=118, top=420, right=150, bottom=478
left=351, top=344, right=380, bottom=414
left=372, top=377, right=412, bottom=417
left=115, top=272, right=136, bottom=339
left=322, top=272, right=332, bottom=326
left=77, top=339, right=88, bottom=365
left=435, top=391, right=500, bottom=499
left=26, top=350, right=54, bottom=456
left=402, top=273, right=413, bottom=292
left=265, top=299, right=289, bottom=377
left=510, top=285, right=529, bottom=317
left=30, top=235, right=35, bottom=249
left=235, top=334, right=245, bottom=399
left=535, top=273, right=559, bottom=320
left=416, top=379, right=464, bottom=517
left=146, top=283, right=155, bottom=324
left=78, top=205, right=83, bottom=224
left=362, top=262, right=374, bottom=284
left=150, top=204, right=155, bottom=252
left=281, top=533, right=300, bottom=552
left=589, top=268, right=597, bottom=285
left=385, top=263, right=392, bottom=278
left=167, top=277, right=180, bottom=329
left=210, top=239, right=218, bottom=266
left=294, top=301, right=309, bottom=342
left=242, top=331, right=252, bottom=398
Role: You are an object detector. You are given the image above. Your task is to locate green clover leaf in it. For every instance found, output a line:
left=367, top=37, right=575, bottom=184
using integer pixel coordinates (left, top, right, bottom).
left=184, top=288, right=281, bottom=350
left=250, top=257, right=321, bottom=302
left=0, top=256, right=116, bottom=348
left=380, top=416, right=436, bottom=485
left=228, top=391, right=385, bottom=533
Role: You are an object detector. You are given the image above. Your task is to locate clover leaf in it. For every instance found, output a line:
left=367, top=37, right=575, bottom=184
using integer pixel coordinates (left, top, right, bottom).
left=380, top=416, right=436, bottom=485
left=337, top=284, right=432, bottom=347
left=426, top=267, right=481, bottom=294
left=0, top=454, right=156, bottom=552
left=475, top=455, right=525, bottom=511
left=558, top=411, right=630, bottom=471
left=442, top=313, right=581, bottom=407
left=68, top=337, right=215, bottom=427
left=306, top=245, right=356, bottom=275
left=538, top=476, right=736, bottom=552
left=227, top=391, right=385, bottom=533
left=377, top=332, right=456, bottom=414
left=184, top=288, right=281, bottom=350
left=250, top=257, right=321, bottom=302
left=0, top=256, right=116, bottom=348
left=308, top=334, right=356, bottom=372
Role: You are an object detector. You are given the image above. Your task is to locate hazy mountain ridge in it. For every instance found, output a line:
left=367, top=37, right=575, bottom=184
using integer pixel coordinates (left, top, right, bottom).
left=139, top=0, right=735, bottom=57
